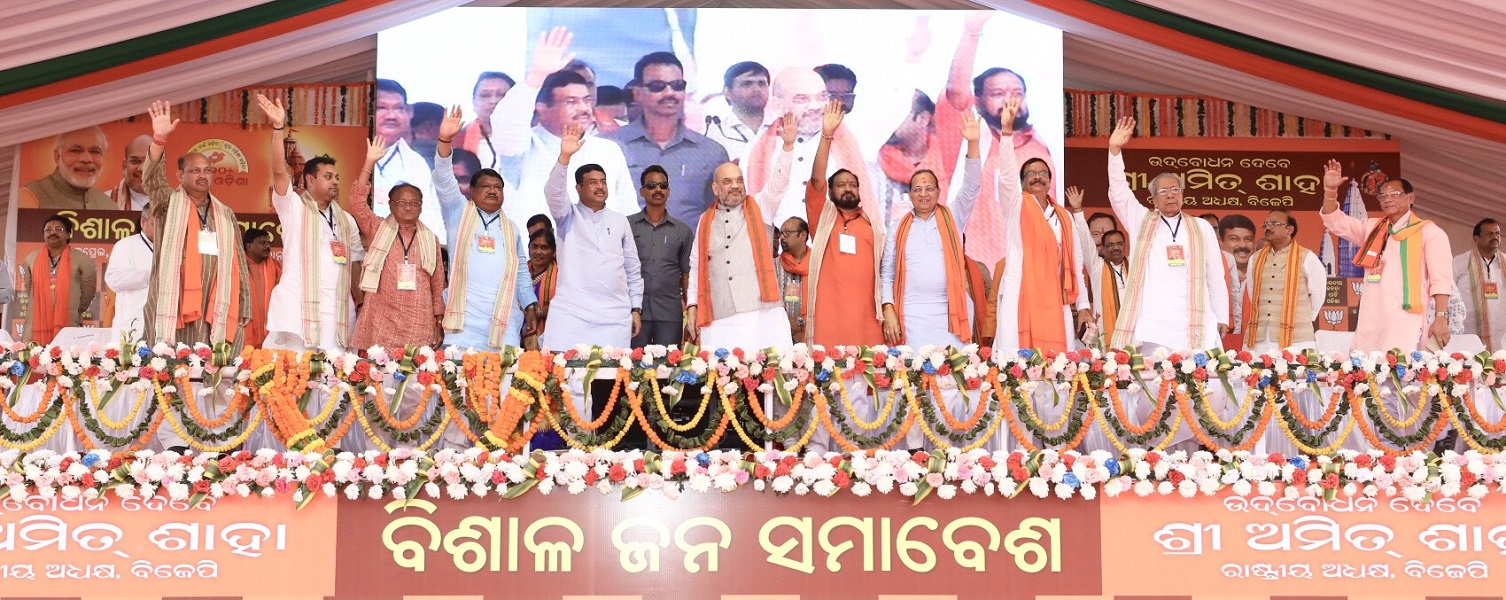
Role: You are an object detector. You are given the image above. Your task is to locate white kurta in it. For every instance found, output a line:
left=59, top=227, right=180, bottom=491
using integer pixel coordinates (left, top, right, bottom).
left=105, top=233, right=153, bottom=342
left=372, top=138, right=443, bottom=242
left=992, top=137, right=1091, bottom=353
left=1107, top=151, right=1229, bottom=350
left=541, top=162, right=643, bottom=350
left=265, top=188, right=365, bottom=352
left=487, top=81, right=639, bottom=231
left=879, top=157, right=983, bottom=349
left=1454, top=251, right=1506, bottom=350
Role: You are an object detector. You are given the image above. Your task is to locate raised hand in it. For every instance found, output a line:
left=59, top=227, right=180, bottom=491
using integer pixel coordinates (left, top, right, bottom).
left=365, top=136, right=389, bottom=165
left=821, top=99, right=844, bottom=138
left=961, top=108, right=982, bottom=143
left=439, top=105, right=464, bottom=142
left=905, top=15, right=932, bottom=63
left=1322, top=159, right=1349, bottom=194
left=1065, top=186, right=1085, bottom=211
left=255, top=93, right=287, bottom=130
left=779, top=110, right=798, bottom=148
left=1108, top=116, right=1136, bottom=155
left=148, top=100, right=180, bottom=141
left=963, top=10, right=992, bottom=34
left=559, top=123, right=584, bottom=159
left=997, top=97, right=1021, bottom=135
left=527, top=26, right=577, bottom=86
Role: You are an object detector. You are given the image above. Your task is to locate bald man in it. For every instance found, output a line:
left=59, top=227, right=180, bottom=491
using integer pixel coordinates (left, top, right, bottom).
left=743, top=68, right=879, bottom=232
left=20, top=126, right=117, bottom=210
left=107, top=135, right=153, bottom=210
left=685, top=113, right=800, bottom=350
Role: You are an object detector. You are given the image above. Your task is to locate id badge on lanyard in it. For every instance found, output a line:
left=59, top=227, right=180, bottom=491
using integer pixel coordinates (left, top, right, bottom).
left=331, top=240, right=349, bottom=264
left=397, top=262, right=418, bottom=291
left=1165, top=244, right=1185, bottom=266
left=198, top=228, right=219, bottom=256
left=478, top=235, right=496, bottom=254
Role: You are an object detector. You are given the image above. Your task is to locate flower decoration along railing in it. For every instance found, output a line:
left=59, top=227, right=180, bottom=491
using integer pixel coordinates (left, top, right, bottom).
left=3, top=342, right=1506, bottom=461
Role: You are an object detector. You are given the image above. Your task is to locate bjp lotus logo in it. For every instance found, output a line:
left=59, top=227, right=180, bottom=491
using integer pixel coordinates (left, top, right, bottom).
left=1323, top=309, right=1345, bottom=326
left=1351, top=281, right=1364, bottom=297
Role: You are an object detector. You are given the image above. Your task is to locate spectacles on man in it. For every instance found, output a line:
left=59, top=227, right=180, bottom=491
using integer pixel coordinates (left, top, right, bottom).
left=390, top=199, right=423, bottom=207
left=642, top=182, right=669, bottom=190
left=1376, top=190, right=1408, bottom=199
left=1262, top=221, right=1289, bottom=228
left=780, top=229, right=806, bottom=237
left=1022, top=169, right=1051, bottom=179
left=643, top=80, right=688, bottom=93
left=1153, top=186, right=1183, bottom=196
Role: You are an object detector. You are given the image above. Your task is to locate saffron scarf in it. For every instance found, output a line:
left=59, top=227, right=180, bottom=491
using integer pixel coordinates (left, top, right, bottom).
left=1016, top=193, right=1081, bottom=352
left=299, top=192, right=357, bottom=347
left=891, top=206, right=972, bottom=344
left=152, top=190, right=243, bottom=344
left=247, top=257, right=282, bottom=348
left=360, top=220, right=439, bottom=292
left=532, top=261, right=557, bottom=337
left=966, top=259, right=990, bottom=344
left=695, top=197, right=779, bottom=327
left=442, top=206, right=521, bottom=348
left=1109, top=212, right=1211, bottom=350
left=805, top=194, right=885, bottom=344
left=1354, top=215, right=1430, bottom=312
left=1467, top=248, right=1502, bottom=343
left=989, top=256, right=1008, bottom=344
left=28, top=248, right=72, bottom=342
left=1099, top=261, right=1122, bottom=336
left=1242, top=244, right=1308, bottom=349
left=779, top=251, right=808, bottom=277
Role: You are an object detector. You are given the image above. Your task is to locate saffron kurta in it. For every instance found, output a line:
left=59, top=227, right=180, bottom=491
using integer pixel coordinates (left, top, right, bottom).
left=1322, top=209, right=1452, bottom=351
left=879, top=156, right=982, bottom=349
left=806, top=180, right=884, bottom=347
left=541, top=162, right=643, bottom=350
left=1454, top=250, right=1506, bottom=350
left=1107, top=151, right=1228, bottom=351
left=346, top=183, right=447, bottom=350
left=246, top=257, right=282, bottom=348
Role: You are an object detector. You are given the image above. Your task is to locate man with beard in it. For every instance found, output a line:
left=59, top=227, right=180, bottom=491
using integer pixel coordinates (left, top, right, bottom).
left=242, top=228, right=280, bottom=349
left=543, top=123, right=643, bottom=349
left=685, top=113, right=799, bottom=350
left=106, top=204, right=155, bottom=342
left=775, top=216, right=810, bottom=343
left=488, top=27, right=636, bottom=230
left=18, top=215, right=97, bottom=343
left=607, top=51, right=729, bottom=225
left=879, top=110, right=982, bottom=348
left=141, top=101, right=252, bottom=350
left=995, top=99, right=1092, bottom=353
left=372, top=79, right=442, bottom=240
left=1239, top=210, right=1325, bottom=352
left=803, top=101, right=884, bottom=346
left=434, top=106, right=538, bottom=351
left=455, top=71, right=514, bottom=168
left=1104, top=117, right=1228, bottom=353
left=107, top=135, right=153, bottom=210
left=1456, top=218, right=1505, bottom=349
left=629, top=165, right=693, bottom=347
left=257, top=94, right=365, bottom=353
left=20, top=126, right=117, bottom=210
left=930, top=12, right=1053, bottom=267
left=1321, top=161, right=1452, bottom=351
left=706, top=61, right=770, bottom=161
left=745, top=68, right=879, bottom=231
left=1218, top=214, right=1257, bottom=348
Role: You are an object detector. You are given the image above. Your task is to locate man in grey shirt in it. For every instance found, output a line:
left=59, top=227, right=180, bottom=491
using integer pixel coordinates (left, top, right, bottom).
left=628, top=165, right=693, bottom=347
left=607, top=51, right=730, bottom=225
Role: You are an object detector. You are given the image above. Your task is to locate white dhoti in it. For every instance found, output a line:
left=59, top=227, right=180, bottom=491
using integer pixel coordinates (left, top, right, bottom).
left=542, top=311, right=631, bottom=351
left=902, top=299, right=967, bottom=350
left=701, top=307, right=794, bottom=351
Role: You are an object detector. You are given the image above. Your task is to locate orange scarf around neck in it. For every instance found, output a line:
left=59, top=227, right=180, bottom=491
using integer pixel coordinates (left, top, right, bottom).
left=780, top=251, right=809, bottom=277
left=1016, top=193, right=1080, bottom=351
left=892, top=206, right=971, bottom=344
left=31, top=248, right=72, bottom=342
left=695, top=197, right=779, bottom=327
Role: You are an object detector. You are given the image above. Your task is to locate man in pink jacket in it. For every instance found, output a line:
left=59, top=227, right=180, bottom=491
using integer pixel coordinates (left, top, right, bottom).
left=1319, top=159, right=1452, bottom=352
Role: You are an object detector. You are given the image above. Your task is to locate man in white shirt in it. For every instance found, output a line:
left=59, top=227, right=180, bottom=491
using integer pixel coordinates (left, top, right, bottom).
left=703, top=61, right=770, bottom=162
left=1455, top=218, right=1505, bottom=350
left=1104, top=117, right=1229, bottom=353
left=542, top=124, right=643, bottom=350
left=258, top=94, right=366, bottom=352
left=487, top=27, right=637, bottom=231
left=107, top=135, right=152, bottom=211
left=372, top=79, right=442, bottom=240
left=106, top=204, right=155, bottom=343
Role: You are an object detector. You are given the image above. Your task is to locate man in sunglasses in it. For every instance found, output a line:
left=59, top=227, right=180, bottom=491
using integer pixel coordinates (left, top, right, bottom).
left=628, top=165, right=694, bottom=347
left=607, top=51, right=729, bottom=226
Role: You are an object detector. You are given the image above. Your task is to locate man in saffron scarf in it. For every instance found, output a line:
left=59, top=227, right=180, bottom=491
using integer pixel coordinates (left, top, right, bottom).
left=1321, top=160, right=1452, bottom=351
left=774, top=217, right=810, bottom=344
left=1104, top=117, right=1228, bottom=353
left=434, top=106, right=538, bottom=351
left=141, top=101, right=252, bottom=350
left=804, top=100, right=885, bottom=347
left=18, top=215, right=97, bottom=343
left=880, top=109, right=982, bottom=348
left=1240, top=210, right=1326, bottom=353
left=685, top=113, right=799, bottom=350
left=994, top=99, right=1092, bottom=353
left=242, top=229, right=281, bottom=348
left=258, top=94, right=365, bottom=353
left=1454, top=218, right=1504, bottom=350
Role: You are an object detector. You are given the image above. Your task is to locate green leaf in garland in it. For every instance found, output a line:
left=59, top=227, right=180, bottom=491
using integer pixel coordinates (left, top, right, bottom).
left=620, top=486, right=645, bottom=502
